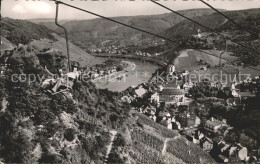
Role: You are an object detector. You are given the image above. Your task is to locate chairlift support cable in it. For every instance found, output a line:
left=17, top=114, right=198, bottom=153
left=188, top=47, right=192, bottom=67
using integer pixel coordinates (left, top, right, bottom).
left=200, top=0, right=257, bottom=37
left=55, top=1, right=71, bottom=72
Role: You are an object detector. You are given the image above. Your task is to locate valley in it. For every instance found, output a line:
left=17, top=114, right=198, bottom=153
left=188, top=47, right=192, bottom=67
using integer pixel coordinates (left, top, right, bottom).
left=1, top=3, right=260, bottom=163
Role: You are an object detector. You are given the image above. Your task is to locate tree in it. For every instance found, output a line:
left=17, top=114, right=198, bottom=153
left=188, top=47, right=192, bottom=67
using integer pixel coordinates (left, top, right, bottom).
left=64, top=128, right=76, bottom=142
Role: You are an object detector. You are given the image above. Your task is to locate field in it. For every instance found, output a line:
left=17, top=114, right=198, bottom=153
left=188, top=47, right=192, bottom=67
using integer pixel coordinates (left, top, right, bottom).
left=0, top=37, right=15, bottom=53
left=174, top=49, right=237, bottom=71
left=238, top=65, right=260, bottom=79
left=174, top=49, right=260, bottom=86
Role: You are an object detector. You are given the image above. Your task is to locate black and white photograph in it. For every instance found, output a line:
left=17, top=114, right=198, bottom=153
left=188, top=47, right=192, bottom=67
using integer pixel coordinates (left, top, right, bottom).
left=0, top=0, right=260, bottom=163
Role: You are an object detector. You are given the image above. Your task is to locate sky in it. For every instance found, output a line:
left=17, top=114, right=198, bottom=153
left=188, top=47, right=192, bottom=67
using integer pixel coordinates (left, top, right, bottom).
left=2, top=0, right=260, bottom=20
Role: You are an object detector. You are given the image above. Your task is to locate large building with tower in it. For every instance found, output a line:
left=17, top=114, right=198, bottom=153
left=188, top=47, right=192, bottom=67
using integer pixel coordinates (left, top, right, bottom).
left=167, top=64, right=175, bottom=75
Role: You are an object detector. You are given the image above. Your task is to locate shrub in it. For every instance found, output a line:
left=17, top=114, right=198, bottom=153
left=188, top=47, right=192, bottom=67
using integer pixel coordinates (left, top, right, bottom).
left=64, top=128, right=76, bottom=142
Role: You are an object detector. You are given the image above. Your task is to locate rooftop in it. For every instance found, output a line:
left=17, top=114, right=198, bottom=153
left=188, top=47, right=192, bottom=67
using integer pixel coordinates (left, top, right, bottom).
left=161, top=81, right=185, bottom=95
left=205, top=119, right=226, bottom=127
left=135, top=87, right=146, bottom=97
left=226, top=98, right=241, bottom=105
left=161, top=88, right=185, bottom=95
left=164, top=81, right=182, bottom=88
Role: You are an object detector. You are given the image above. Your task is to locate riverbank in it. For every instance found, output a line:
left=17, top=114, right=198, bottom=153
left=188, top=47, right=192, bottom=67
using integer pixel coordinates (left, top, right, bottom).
left=94, top=57, right=160, bottom=92
left=91, top=53, right=167, bottom=67
left=91, top=70, right=128, bottom=84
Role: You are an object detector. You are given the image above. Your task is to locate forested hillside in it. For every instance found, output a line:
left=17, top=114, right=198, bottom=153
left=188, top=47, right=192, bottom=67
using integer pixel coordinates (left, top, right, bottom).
left=0, top=18, right=214, bottom=163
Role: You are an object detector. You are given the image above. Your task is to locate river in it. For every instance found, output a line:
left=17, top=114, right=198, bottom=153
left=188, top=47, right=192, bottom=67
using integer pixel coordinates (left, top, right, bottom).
left=94, top=57, right=160, bottom=92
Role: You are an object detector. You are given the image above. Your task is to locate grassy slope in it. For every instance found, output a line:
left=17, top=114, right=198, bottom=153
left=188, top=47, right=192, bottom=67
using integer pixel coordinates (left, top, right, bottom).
left=173, top=49, right=237, bottom=71
left=29, top=33, right=102, bottom=67
left=0, top=37, right=15, bottom=52
left=1, top=17, right=102, bottom=67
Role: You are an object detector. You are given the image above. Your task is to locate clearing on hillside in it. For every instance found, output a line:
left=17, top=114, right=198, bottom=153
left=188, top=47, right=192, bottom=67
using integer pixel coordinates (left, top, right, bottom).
left=174, top=49, right=237, bottom=71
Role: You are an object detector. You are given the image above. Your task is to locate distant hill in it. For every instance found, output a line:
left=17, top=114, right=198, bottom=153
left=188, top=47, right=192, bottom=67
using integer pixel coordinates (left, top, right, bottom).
left=1, top=17, right=56, bottom=45
left=161, top=8, right=260, bottom=40
left=34, top=9, right=217, bottom=48
left=28, top=18, right=70, bottom=31
left=28, top=18, right=70, bottom=24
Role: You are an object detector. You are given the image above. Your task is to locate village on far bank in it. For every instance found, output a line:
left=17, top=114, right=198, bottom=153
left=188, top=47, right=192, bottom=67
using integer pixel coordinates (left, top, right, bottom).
left=119, top=60, right=260, bottom=163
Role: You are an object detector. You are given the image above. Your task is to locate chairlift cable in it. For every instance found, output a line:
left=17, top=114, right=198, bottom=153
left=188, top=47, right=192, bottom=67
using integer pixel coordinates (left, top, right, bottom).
left=54, top=1, right=222, bottom=58
left=150, top=0, right=259, bottom=54
left=200, top=0, right=257, bottom=37
left=53, top=0, right=260, bottom=71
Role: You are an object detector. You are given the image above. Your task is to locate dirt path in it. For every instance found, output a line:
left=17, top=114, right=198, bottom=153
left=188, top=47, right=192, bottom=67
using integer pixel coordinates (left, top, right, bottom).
left=162, top=134, right=182, bottom=155
left=105, top=130, right=117, bottom=162
left=161, top=138, right=169, bottom=155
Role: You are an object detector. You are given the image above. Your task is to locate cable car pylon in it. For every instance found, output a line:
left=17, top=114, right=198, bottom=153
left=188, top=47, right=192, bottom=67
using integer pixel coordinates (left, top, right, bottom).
left=55, top=1, right=71, bottom=72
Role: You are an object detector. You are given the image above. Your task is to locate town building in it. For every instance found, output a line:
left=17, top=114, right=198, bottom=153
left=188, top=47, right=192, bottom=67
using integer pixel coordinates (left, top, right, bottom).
left=188, top=115, right=201, bottom=127
left=172, top=121, right=182, bottom=130
left=159, top=82, right=186, bottom=105
left=121, top=95, right=133, bottom=103
left=134, top=87, right=147, bottom=98
left=218, top=154, right=229, bottom=163
left=167, top=64, right=175, bottom=75
left=218, top=141, right=230, bottom=154
left=183, top=82, right=193, bottom=90
left=157, top=84, right=164, bottom=91
left=226, top=143, right=248, bottom=161
left=204, top=117, right=227, bottom=133
left=200, top=137, right=214, bottom=152
left=150, top=92, right=160, bottom=103
left=177, top=112, right=201, bottom=128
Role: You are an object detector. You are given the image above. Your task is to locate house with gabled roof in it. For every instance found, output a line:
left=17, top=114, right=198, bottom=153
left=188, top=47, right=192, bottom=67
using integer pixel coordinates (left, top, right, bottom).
left=200, top=137, right=214, bottom=152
